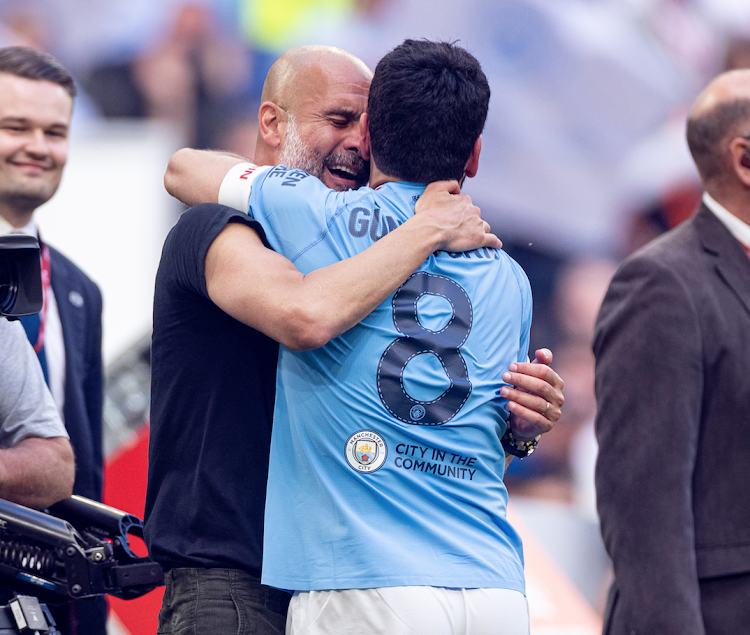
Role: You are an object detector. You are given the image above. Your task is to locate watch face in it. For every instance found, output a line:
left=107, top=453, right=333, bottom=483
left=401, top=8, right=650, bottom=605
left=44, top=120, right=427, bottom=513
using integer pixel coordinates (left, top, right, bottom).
left=501, top=430, right=540, bottom=458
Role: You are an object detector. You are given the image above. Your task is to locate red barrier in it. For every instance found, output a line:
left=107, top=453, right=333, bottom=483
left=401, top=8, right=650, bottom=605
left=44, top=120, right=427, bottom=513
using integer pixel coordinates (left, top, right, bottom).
left=103, top=423, right=164, bottom=635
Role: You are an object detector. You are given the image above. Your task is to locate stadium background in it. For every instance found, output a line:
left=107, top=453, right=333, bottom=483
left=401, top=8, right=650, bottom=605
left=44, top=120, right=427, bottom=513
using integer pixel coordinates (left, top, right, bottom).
left=2, top=0, right=747, bottom=632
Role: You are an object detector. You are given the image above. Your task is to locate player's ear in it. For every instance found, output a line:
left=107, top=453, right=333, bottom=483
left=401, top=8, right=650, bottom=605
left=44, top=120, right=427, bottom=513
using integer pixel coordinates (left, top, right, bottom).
left=463, top=136, right=482, bottom=179
left=258, top=102, right=286, bottom=149
left=360, top=112, right=371, bottom=162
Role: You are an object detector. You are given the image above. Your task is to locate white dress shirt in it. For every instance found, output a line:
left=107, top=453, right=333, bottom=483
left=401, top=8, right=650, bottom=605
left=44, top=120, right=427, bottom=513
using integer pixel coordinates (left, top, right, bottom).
left=702, top=191, right=750, bottom=251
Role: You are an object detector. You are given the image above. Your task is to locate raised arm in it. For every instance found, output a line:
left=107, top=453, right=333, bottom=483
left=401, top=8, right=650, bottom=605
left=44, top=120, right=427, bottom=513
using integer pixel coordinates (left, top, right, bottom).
left=164, top=148, right=499, bottom=254
left=167, top=149, right=500, bottom=351
left=164, top=148, right=244, bottom=207
left=206, top=181, right=496, bottom=351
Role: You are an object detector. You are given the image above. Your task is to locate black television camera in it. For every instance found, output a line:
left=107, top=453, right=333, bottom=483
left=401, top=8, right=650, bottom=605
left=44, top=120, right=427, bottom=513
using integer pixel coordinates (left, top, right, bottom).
left=0, top=496, right=164, bottom=633
left=0, top=234, right=43, bottom=319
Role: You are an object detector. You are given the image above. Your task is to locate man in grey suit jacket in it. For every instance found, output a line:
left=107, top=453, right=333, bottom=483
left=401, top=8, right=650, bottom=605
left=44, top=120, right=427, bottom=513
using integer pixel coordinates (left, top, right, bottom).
left=594, top=69, right=750, bottom=634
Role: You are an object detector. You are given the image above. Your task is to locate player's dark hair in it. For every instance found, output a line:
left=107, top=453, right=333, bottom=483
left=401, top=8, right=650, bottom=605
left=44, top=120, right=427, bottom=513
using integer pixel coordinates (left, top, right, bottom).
left=367, top=39, right=490, bottom=183
left=687, top=98, right=750, bottom=181
left=0, top=46, right=76, bottom=100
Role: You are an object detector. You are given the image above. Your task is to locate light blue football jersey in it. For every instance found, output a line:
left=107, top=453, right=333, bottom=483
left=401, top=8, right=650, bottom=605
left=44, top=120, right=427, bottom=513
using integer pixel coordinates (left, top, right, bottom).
left=248, top=166, right=532, bottom=593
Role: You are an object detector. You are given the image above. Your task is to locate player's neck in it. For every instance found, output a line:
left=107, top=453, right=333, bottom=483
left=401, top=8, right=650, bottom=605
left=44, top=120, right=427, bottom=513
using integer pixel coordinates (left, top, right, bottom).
left=368, top=161, right=402, bottom=189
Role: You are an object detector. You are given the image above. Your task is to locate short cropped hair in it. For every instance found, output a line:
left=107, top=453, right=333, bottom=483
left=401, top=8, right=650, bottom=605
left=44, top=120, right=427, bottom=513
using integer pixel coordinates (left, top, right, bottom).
left=0, top=46, right=76, bottom=100
left=367, top=40, right=490, bottom=183
left=686, top=99, right=750, bottom=181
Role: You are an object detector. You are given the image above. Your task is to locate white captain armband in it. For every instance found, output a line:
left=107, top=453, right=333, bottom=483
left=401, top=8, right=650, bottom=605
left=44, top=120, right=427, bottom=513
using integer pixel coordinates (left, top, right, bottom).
left=218, top=162, right=272, bottom=212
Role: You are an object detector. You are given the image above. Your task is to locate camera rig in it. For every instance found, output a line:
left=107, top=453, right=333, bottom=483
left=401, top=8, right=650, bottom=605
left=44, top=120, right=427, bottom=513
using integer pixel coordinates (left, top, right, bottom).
left=0, top=495, right=163, bottom=606
left=1, top=236, right=163, bottom=631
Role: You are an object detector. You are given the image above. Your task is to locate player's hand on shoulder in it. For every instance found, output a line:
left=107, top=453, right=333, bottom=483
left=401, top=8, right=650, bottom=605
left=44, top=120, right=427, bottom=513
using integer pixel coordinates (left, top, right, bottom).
left=415, top=180, right=502, bottom=252
left=501, top=348, right=564, bottom=438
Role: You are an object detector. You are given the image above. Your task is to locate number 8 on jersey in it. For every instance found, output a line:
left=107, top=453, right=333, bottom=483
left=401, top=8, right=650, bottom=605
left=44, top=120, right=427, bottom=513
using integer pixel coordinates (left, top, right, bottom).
left=377, top=271, right=473, bottom=425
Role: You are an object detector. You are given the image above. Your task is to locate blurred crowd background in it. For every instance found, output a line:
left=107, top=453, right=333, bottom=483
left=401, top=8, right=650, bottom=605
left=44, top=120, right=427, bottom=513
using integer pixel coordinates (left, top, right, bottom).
left=3, top=0, right=749, bottom=628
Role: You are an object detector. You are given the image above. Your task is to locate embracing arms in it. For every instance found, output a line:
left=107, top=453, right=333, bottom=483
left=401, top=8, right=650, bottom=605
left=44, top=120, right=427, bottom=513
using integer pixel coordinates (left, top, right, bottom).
left=165, top=148, right=563, bottom=433
left=168, top=149, right=500, bottom=351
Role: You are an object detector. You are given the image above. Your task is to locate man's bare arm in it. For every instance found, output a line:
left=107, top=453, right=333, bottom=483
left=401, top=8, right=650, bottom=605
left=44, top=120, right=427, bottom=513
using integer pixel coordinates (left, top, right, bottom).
left=167, top=150, right=499, bottom=257
left=168, top=148, right=500, bottom=350
left=169, top=149, right=560, bottom=435
left=0, top=437, right=75, bottom=509
left=165, top=149, right=498, bottom=253
left=164, top=149, right=245, bottom=206
left=206, top=181, right=496, bottom=351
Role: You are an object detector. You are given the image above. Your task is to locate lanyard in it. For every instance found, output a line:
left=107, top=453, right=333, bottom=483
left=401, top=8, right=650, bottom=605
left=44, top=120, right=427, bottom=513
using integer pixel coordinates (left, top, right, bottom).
left=32, top=243, right=51, bottom=354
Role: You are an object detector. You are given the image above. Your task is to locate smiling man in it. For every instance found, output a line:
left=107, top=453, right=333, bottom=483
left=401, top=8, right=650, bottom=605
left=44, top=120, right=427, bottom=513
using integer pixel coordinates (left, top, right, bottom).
left=0, top=47, right=105, bottom=635
left=0, top=75, right=69, bottom=217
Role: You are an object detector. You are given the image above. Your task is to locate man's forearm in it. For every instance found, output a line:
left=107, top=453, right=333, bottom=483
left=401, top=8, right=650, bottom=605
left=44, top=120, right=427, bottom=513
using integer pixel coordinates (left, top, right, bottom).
left=165, top=148, right=249, bottom=207
left=262, top=178, right=498, bottom=350
left=0, top=437, right=75, bottom=509
left=209, top=200, right=493, bottom=351
left=290, top=209, right=483, bottom=348
left=206, top=178, right=497, bottom=351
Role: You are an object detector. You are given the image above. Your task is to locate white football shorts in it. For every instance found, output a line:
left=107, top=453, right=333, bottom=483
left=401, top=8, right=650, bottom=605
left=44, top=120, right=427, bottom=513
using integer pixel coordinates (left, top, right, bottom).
left=286, top=586, right=529, bottom=635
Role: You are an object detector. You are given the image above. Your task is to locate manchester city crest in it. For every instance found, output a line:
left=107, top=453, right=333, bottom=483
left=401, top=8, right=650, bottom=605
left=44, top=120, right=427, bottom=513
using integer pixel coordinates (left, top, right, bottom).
left=355, top=440, right=377, bottom=465
left=345, top=430, right=387, bottom=473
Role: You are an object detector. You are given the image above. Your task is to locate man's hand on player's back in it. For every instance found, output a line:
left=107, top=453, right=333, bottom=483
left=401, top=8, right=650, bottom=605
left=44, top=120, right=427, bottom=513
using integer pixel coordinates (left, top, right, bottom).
left=414, top=180, right=501, bottom=252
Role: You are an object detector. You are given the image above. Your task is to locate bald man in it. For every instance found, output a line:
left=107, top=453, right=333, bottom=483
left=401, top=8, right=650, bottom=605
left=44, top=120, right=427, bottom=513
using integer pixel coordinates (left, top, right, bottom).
left=594, top=70, right=750, bottom=635
left=148, top=45, right=562, bottom=635
left=164, top=45, right=372, bottom=202
left=146, top=45, right=525, bottom=635
left=165, top=45, right=561, bottom=419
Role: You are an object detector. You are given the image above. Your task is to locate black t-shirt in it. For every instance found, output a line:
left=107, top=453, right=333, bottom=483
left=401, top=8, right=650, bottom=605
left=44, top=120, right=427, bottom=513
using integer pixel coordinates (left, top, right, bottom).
left=144, top=203, right=279, bottom=577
